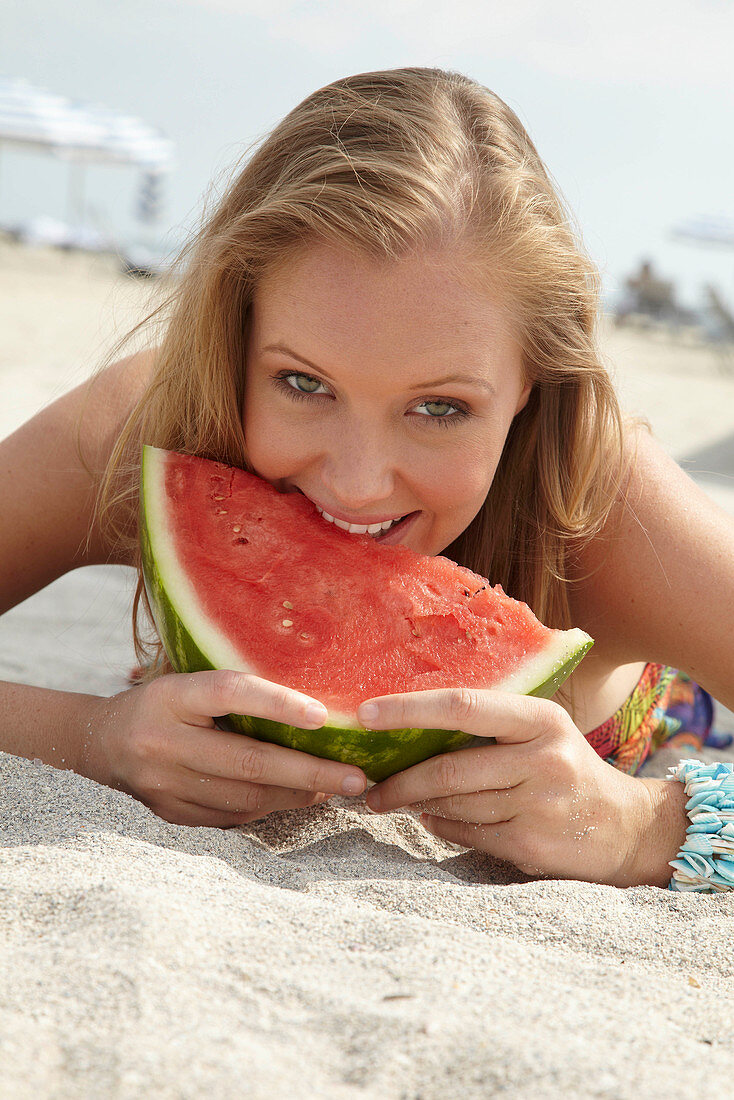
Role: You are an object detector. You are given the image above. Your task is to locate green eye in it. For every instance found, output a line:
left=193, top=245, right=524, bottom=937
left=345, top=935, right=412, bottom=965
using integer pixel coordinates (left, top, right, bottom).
left=420, top=401, right=455, bottom=417
left=293, top=374, right=321, bottom=393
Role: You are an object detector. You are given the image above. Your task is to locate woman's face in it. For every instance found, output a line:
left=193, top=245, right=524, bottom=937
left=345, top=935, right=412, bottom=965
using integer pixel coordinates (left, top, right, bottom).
left=243, top=243, right=531, bottom=556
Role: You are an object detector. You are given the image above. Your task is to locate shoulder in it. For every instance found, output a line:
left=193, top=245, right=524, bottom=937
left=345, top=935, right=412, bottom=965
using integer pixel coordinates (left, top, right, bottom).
left=0, top=348, right=157, bottom=613
left=76, top=347, right=156, bottom=467
left=68, top=347, right=159, bottom=561
left=571, top=423, right=734, bottom=704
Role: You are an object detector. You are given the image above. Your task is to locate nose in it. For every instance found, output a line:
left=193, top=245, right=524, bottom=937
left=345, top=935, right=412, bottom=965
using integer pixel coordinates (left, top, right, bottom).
left=319, top=424, right=397, bottom=510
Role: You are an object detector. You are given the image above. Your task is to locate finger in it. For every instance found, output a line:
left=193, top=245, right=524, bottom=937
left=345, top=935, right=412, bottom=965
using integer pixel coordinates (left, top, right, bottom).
left=173, top=771, right=334, bottom=816
left=358, top=689, right=565, bottom=743
left=150, top=797, right=260, bottom=828
left=420, top=814, right=528, bottom=866
left=169, top=669, right=330, bottom=731
left=409, top=786, right=521, bottom=825
left=171, top=723, right=367, bottom=796
left=366, top=743, right=525, bottom=813
left=150, top=792, right=333, bottom=829
left=149, top=796, right=321, bottom=827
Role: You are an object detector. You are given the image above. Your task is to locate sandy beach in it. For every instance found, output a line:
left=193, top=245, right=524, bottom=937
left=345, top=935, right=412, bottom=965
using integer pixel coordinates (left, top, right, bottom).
left=1, top=240, right=733, bottom=1098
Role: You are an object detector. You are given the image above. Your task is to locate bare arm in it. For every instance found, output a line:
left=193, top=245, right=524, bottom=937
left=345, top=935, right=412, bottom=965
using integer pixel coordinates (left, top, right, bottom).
left=0, top=681, right=106, bottom=772
left=576, top=425, right=734, bottom=710
left=573, top=426, right=734, bottom=886
left=0, top=350, right=153, bottom=615
left=0, top=350, right=153, bottom=767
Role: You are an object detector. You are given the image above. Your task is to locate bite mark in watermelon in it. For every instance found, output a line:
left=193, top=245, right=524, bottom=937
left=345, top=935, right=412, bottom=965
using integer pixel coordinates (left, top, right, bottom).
left=140, top=446, right=593, bottom=782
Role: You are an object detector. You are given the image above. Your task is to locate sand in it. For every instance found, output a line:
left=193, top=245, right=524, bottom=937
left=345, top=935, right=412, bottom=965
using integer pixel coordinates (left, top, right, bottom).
left=1, top=241, right=734, bottom=1098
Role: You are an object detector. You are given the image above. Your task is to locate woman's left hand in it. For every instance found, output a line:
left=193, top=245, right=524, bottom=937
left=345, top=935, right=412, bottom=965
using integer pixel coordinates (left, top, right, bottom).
left=360, top=689, right=660, bottom=887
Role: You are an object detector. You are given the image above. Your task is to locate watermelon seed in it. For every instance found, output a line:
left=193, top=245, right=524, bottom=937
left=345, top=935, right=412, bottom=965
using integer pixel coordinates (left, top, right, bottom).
left=411, top=628, right=420, bottom=637
left=233, top=525, right=242, bottom=533
left=282, top=600, right=294, bottom=609
left=233, top=536, right=249, bottom=545
left=212, top=494, right=225, bottom=501
left=299, top=632, right=311, bottom=641
left=282, top=619, right=294, bottom=627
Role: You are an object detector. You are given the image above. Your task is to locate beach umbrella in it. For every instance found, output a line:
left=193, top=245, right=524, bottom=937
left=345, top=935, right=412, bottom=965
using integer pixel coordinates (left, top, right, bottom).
left=0, top=77, right=174, bottom=230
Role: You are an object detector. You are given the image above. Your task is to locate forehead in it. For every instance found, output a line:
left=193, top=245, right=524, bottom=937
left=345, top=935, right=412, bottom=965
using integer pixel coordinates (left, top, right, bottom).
left=249, top=242, right=521, bottom=368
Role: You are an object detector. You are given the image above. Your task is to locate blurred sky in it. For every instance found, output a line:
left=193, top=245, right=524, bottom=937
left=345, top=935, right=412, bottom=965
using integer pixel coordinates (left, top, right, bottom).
left=1, top=0, right=733, bottom=309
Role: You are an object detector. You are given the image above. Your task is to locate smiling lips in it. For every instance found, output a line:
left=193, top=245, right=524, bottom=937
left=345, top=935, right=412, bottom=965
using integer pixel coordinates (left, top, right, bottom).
left=313, top=504, right=408, bottom=537
left=293, top=487, right=417, bottom=539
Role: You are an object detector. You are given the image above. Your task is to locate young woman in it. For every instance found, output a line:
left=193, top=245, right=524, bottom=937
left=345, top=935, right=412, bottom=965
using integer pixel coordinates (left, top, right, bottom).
left=2, top=68, right=732, bottom=890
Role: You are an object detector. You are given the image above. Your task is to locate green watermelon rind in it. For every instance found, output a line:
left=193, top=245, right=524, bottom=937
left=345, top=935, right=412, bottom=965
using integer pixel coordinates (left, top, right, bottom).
left=139, top=445, right=593, bottom=784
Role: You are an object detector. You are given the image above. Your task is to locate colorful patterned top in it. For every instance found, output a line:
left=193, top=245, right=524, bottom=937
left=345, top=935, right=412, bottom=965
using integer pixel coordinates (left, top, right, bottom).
left=584, top=663, right=731, bottom=775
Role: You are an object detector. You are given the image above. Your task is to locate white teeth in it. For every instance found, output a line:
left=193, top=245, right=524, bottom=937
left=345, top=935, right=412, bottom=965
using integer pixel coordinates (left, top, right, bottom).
left=314, top=504, right=407, bottom=535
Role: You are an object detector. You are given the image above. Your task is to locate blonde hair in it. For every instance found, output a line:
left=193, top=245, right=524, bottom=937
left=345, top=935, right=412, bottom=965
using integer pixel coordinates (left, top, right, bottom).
left=96, top=67, right=630, bottom=673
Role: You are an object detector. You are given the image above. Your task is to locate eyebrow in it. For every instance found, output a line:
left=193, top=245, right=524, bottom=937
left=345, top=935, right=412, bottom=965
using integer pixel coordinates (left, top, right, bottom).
left=261, top=343, right=497, bottom=396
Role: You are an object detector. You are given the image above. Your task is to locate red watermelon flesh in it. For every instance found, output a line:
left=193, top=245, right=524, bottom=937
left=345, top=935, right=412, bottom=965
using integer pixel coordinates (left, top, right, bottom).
left=141, top=446, right=592, bottom=730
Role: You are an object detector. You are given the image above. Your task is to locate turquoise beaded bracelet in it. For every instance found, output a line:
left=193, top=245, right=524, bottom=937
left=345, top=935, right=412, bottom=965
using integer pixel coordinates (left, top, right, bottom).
left=666, top=759, right=734, bottom=892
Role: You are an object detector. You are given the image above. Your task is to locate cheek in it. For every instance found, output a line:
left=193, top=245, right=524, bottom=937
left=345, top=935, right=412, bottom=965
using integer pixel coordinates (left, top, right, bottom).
left=421, top=437, right=503, bottom=522
left=242, top=380, right=302, bottom=476
left=431, top=467, right=483, bottom=512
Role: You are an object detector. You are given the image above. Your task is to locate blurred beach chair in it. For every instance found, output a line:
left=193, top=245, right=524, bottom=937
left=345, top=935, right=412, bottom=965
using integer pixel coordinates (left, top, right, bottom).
left=614, top=259, right=691, bottom=331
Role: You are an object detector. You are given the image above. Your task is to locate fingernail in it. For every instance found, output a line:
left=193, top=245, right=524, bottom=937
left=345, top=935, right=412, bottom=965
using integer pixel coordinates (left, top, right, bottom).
left=341, top=775, right=366, bottom=796
left=305, top=703, right=327, bottom=725
left=366, top=790, right=382, bottom=811
left=359, top=702, right=378, bottom=723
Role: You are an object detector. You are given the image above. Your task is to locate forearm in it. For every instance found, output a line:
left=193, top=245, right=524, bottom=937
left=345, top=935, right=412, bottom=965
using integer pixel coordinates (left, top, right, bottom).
left=0, top=679, right=106, bottom=777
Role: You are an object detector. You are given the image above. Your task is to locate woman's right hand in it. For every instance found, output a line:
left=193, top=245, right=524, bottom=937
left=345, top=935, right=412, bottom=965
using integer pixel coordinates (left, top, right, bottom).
left=81, top=670, right=367, bottom=827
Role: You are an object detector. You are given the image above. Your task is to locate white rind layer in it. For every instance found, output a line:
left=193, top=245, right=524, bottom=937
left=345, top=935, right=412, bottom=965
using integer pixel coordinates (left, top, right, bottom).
left=144, top=447, right=257, bottom=674
left=492, top=629, right=592, bottom=695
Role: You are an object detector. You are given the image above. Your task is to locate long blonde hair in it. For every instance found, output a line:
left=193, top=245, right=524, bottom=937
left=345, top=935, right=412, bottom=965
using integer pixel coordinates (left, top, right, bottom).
left=95, top=67, right=629, bottom=671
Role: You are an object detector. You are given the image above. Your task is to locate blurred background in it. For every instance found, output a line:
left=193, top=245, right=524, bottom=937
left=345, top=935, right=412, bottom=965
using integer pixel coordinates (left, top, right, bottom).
left=1, top=0, right=733, bottom=507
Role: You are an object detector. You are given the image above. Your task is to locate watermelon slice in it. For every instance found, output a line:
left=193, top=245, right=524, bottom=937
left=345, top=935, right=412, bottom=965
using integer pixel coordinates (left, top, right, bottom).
left=140, top=446, right=593, bottom=782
